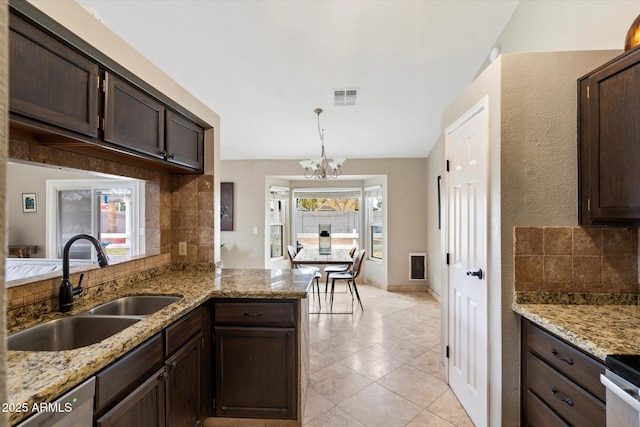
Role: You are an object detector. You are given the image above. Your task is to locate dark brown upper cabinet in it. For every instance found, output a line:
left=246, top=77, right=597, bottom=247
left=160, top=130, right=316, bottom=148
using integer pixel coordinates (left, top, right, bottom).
left=578, top=46, right=640, bottom=225
left=9, top=13, right=99, bottom=138
left=9, top=9, right=207, bottom=174
left=166, top=110, right=204, bottom=171
left=104, top=71, right=166, bottom=161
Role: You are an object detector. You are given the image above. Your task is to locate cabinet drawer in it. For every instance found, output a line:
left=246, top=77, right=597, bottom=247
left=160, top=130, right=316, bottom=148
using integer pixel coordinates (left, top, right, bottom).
left=214, top=301, right=295, bottom=327
left=526, top=353, right=605, bottom=427
left=524, top=389, right=569, bottom=427
left=165, top=306, right=203, bottom=356
left=524, top=320, right=605, bottom=401
left=95, top=333, right=164, bottom=414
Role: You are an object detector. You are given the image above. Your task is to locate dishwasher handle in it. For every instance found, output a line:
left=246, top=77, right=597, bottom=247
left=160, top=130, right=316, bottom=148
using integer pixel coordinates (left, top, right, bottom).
left=601, top=373, right=640, bottom=413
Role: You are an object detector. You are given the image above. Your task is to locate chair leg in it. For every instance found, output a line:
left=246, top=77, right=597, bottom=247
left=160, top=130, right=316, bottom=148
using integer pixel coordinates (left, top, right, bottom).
left=330, top=279, right=336, bottom=310
left=325, top=273, right=330, bottom=299
left=315, top=277, right=321, bottom=309
left=352, top=279, right=364, bottom=311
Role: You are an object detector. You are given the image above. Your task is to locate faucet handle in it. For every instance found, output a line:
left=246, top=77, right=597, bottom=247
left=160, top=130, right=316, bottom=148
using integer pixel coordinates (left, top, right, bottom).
left=73, top=273, right=85, bottom=296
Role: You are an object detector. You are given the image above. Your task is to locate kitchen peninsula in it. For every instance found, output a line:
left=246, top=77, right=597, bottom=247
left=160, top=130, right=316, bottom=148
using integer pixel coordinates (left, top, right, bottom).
left=7, top=267, right=314, bottom=426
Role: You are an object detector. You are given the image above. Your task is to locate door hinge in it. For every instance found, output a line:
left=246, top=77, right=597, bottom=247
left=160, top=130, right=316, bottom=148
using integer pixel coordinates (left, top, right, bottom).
left=446, top=160, right=450, bottom=172
left=446, top=345, right=450, bottom=358
left=446, top=253, right=450, bottom=265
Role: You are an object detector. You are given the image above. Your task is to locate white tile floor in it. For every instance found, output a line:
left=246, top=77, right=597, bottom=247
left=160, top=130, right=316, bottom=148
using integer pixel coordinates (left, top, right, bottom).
left=304, top=284, right=474, bottom=427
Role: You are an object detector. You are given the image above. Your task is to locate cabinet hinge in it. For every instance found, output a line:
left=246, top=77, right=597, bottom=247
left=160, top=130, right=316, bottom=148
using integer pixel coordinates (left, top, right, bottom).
left=446, top=345, right=450, bottom=358
left=96, top=74, right=100, bottom=90
left=586, top=85, right=590, bottom=99
left=201, top=337, right=205, bottom=349
left=446, top=253, right=450, bottom=265
left=587, top=198, right=591, bottom=211
left=101, top=79, right=106, bottom=93
left=446, top=160, right=450, bottom=172
left=99, top=117, right=105, bottom=131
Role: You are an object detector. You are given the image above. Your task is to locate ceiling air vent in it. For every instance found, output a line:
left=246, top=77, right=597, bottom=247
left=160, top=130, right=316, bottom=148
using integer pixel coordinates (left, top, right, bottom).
left=334, top=88, right=358, bottom=106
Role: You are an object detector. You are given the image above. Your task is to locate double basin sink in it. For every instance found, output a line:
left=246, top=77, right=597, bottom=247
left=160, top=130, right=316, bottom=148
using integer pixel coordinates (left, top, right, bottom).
left=8, top=295, right=182, bottom=352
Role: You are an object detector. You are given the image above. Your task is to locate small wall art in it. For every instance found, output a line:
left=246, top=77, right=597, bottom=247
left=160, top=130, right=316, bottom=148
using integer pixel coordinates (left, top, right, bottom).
left=220, top=182, right=234, bottom=231
left=22, top=193, right=37, bottom=213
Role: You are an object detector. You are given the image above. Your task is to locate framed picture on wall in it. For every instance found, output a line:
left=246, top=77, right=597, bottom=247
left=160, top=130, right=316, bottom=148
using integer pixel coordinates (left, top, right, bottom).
left=22, top=193, right=37, bottom=213
left=220, top=182, right=234, bottom=231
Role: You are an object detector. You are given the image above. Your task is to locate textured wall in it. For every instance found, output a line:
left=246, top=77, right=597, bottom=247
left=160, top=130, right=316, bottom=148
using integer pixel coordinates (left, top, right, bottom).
left=0, top=0, right=9, bottom=420
left=435, top=50, right=621, bottom=426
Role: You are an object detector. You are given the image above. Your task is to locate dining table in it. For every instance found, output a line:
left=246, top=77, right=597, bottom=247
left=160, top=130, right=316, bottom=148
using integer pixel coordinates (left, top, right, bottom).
left=292, top=247, right=353, bottom=265
left=293, top=247, right=355, bottom=314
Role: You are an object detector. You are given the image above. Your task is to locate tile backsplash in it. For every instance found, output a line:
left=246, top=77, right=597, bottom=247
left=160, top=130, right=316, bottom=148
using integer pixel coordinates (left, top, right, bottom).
left=514, top=226, right=639, bottom=298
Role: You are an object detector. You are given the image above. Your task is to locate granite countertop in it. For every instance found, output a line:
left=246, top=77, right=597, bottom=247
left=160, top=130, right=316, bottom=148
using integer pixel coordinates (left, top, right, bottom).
left=7, top=267, right=314, bottom=426
left=513, top=302, right=640, bottom=362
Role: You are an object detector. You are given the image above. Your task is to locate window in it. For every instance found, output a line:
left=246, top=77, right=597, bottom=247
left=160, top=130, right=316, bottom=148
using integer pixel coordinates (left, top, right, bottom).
left=365, top=186, right=383, bottom=260
left=269, top=186, right=289, bottom=259
left=47, top=179, right=143, bottom=259
left=293, top=189, right=360, bottom=252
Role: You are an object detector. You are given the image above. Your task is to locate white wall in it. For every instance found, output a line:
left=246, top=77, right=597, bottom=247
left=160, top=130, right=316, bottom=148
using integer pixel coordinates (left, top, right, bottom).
left=220, top=158, right=427, bottom=289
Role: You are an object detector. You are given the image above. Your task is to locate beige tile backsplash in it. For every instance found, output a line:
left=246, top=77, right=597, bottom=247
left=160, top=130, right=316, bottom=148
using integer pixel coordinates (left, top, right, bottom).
left=514, top=226, right=639, bottom=294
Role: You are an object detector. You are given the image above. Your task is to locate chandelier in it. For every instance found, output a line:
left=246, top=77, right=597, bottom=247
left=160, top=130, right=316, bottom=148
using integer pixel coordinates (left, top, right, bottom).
left=299, top=108, right=346, bottom=180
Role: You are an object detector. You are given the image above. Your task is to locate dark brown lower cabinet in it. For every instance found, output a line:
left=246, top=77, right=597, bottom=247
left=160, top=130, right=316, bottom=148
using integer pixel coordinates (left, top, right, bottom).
left=95, top=307, right=207, bottom=426
left=521, top=319, right=605, bottom=427
left=215, top=326, right=296, bottom=419
left=96, top=367, right=166, bottom=427
left=166, top=333, right=203, bottom=427
left=212, top=299, right=298, bottom=420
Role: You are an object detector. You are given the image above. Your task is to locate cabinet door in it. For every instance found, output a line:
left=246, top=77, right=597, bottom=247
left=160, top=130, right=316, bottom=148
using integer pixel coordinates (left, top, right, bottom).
left=166, top=110, right=204, bottom=171
left=165, top=333, right=203, bottom=427
left=96, top=367, right=166, bottom=427
left=215, top=326, right=296, bottom=419
left=579, top=48, right=640, bottom=224
left=104, top=72, right=165, bottom=160
left=9, top=13, right=99, bottom=137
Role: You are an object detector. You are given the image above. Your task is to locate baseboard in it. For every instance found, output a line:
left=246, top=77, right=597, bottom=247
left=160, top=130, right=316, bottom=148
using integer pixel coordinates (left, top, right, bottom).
left=426, top=287, right=441, bottom=303
left=386, top=284, right=427, bottom=292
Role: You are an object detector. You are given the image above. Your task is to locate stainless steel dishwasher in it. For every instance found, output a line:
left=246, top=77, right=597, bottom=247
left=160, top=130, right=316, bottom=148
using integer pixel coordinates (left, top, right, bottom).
left=602, top=355, right=640, bottom=427
left=17, top=377, right=95, bottom=427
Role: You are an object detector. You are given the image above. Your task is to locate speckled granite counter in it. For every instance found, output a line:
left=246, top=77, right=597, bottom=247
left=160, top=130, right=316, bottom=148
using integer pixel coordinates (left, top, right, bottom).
left=513, top=303, right=640, bottom=362
left=7, top=267, right=314, bottom=426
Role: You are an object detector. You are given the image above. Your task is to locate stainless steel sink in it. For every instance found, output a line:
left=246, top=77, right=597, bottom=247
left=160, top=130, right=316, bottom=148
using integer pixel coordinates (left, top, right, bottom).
left=8, top=315, right=141, bottom=351
left=85, top=295, right=182, bottom=316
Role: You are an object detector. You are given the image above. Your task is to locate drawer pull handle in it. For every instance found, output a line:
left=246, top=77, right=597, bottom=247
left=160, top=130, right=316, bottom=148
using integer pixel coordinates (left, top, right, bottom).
left=244, top=310, right=263, bottom=317
left=551, top=386, right=574, bottom=406
left=551, top=349, right=573, bottom=365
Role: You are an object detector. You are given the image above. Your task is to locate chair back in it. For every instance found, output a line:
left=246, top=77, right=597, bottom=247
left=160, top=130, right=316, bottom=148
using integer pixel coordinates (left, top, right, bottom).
left=287, top=245, right=297, bottom=269
left=351, top=250, right=366, bottom=279
left=349, top=246, right=357, bottom=258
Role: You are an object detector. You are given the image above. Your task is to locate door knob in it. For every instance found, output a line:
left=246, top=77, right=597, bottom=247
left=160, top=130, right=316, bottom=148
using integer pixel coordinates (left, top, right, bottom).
left=466, top=269, right=483, bottom=280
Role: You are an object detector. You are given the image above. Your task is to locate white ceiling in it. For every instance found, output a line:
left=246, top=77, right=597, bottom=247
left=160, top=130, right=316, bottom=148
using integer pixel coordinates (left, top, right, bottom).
left=76, top=0, right=519, bottom=160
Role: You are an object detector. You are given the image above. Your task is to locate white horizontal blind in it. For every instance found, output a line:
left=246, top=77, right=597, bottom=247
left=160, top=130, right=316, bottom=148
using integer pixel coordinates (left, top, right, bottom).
left=270, top=185, right=289, bottom=200
left=293, top=188, right=361, bottom=199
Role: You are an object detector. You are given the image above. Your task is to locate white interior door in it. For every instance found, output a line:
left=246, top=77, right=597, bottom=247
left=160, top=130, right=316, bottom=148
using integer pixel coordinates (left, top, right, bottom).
left=445, top=98, right=488, bottom=427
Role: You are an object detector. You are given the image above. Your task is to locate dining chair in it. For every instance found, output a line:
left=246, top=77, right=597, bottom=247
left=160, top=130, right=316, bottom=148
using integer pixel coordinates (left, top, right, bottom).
left=287, top=245, right=322, bottom=306
left=323, top=245, right=357, bottom=297
left=328, top=249, right=365, bottom=312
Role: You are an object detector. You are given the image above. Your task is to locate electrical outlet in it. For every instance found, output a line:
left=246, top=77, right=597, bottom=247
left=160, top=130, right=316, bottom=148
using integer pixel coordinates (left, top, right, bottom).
left=178, top=241, right=187, bottom=256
